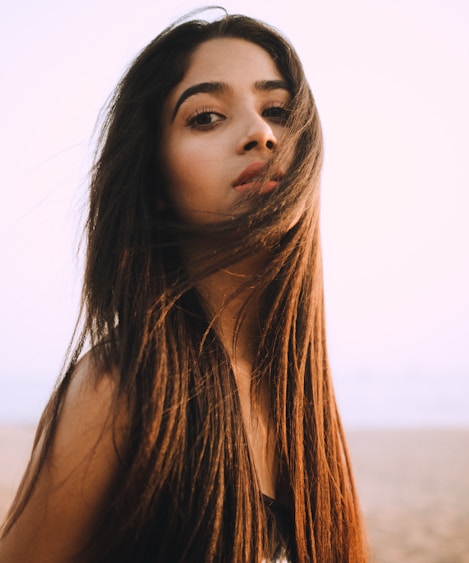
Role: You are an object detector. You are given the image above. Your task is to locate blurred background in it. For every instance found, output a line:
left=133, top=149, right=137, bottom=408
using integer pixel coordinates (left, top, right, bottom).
left=1, top=0, right=467, bottom=427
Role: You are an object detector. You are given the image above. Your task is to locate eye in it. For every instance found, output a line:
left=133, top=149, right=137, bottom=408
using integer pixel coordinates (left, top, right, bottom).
left=186, top=109, right=225, bottom=130
left=262, top=104, right=290, bottom=125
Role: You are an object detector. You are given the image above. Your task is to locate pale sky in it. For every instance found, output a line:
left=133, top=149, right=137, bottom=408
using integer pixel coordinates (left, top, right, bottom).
left=1, top=0, right=468, bottom=425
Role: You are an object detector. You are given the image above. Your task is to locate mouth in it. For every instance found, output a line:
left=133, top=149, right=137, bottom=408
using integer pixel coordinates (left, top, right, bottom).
left=233, top=162, right=283, bottom=194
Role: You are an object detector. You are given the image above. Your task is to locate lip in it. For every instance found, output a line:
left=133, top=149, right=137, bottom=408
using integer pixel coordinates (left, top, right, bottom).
left=233, top=162, right=283, bottom=194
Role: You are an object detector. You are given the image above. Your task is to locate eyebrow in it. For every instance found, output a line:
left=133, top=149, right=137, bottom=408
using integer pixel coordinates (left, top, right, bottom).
left=171, top=79, right=290, bottom=121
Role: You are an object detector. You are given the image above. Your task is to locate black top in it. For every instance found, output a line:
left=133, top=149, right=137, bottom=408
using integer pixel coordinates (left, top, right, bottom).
left=137, top=493, right=294, bottom=562
left=262, top=494, right=293, bottom=562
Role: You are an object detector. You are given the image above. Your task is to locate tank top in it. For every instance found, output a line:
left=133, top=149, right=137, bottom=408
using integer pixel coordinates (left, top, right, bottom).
left=262, top=494, right=293, bottom=562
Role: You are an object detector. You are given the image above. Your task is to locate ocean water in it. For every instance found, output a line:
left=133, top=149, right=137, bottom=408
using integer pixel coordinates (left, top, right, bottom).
left=333, top=372, right=469, bottom=428
left=0, top=377, right=56, bottom=425
left=0, top=372, right=468, bottom=428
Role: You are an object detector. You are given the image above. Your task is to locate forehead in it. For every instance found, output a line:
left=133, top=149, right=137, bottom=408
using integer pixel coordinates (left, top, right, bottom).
left=177, top=37, right=283, bottom=89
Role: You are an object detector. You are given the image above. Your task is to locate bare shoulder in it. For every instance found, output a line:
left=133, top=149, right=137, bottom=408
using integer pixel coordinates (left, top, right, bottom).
left=59, top=350, right=128, bottom=442
left=49, top=350, right=130, bottom=484
left=0, top=350, right=130, bottom=562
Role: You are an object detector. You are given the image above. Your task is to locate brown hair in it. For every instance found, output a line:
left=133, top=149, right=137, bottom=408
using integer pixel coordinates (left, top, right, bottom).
left=2, top=11, right=367, bottom=562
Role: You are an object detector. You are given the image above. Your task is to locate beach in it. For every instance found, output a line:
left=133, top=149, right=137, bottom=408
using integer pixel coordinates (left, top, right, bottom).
left=1, top=426, right=468, bottom=561
left=347, top=429, right=469, bottom=562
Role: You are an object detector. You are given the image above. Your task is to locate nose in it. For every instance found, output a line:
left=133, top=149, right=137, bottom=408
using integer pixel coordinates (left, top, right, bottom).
left=237, top=113, right=277, bottom=154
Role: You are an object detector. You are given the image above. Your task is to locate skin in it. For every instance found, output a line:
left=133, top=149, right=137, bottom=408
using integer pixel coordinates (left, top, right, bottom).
left=0, top=355, right=128, bottom=562
left=0, top=38, right=292, bottom=562
left=160, top=38, right=292, bottom=225
left=160, top=38, right=291, bottom=497
left=160, top=38, right=293, bottom=498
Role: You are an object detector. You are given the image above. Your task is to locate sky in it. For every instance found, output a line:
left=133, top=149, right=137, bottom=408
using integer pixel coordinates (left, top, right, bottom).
left=1, top=0, right=468, bottom=426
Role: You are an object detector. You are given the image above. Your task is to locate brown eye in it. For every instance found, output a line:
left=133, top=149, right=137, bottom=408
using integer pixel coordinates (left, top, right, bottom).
left=186, top=110, right=225, bottom=130
left=263, top=105, right=290, bottom=124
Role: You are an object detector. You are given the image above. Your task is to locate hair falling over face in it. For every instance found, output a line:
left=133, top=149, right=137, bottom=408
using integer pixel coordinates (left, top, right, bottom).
left=1, top=10, right=368, bottom=563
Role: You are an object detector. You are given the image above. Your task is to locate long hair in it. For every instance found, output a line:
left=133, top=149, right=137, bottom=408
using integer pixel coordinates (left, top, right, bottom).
left=2, top=12, right=367, bottom=562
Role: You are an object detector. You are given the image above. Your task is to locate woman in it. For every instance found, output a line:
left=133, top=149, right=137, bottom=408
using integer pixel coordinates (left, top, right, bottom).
left=0, top=11, right=367, bottom=562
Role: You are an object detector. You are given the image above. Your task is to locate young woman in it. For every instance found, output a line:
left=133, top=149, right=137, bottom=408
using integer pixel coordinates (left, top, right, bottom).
left=0, top=11, right=367, bottom=562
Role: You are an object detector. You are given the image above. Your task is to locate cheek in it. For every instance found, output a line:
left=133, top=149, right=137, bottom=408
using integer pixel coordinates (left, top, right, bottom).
left=160, top=144, right=224, bottom=227
left=164, top=150, right=204, bottom=206
left=164, top=139, right=222, bottom=200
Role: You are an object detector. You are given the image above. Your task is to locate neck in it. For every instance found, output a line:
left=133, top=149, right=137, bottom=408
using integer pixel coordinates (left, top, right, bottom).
left=197, top=259, right=264, bottom=366
left=181, top=238, right=268, bottom=376
left=185, top=245, right=278, bottom=498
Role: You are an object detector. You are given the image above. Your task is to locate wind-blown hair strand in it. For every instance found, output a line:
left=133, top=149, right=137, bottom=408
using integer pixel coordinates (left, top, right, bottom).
left=1, top=12, right=367, bottom=562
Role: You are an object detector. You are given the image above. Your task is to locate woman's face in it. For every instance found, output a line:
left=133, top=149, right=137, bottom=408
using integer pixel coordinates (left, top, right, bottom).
left=159, top=38, right=292, bottom=225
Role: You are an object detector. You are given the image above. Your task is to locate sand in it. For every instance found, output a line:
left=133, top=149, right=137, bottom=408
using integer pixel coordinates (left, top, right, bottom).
left=1, top=426, right=468, bottom=561
left=347, top=429, right=469, bottom=562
